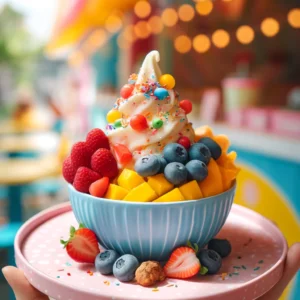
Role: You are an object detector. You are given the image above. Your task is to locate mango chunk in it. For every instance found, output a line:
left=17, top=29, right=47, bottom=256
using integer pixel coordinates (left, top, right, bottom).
left=117, top=169, right=144, bottom=190
left=153, top=188, right=185, bottom=202
left=213, top=134, right=230, bottom=153
left=219, top=166, right=240, bottom=191
left=195, top=125, right=213, bottom=142
left=104, top=184, right=128, bottom=200
left=199, top=159, right=223, bottom=197
left=147, top=173, right=174, bottom=197
left=179, top=180, right=203, bottom=200
left=123, top=182, right=157, bottom=202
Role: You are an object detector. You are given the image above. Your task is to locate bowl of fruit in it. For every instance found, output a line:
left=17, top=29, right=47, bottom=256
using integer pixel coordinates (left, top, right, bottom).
left=64, top=126, right=239, bottom=262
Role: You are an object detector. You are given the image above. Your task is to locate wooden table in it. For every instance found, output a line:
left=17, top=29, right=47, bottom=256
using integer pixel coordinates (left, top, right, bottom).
left=0, top=155, right=61, bottom=222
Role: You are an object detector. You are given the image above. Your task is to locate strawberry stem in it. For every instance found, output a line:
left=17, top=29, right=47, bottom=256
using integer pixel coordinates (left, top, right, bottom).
left=200, top=266, right=208, bottom=275
left=186, top=240, right=199, bottom=254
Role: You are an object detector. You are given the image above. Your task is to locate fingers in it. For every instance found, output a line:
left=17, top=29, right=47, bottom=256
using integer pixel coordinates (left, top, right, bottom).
left=2, top=266, right=48, bottom=300
left=259, top=243, right=300, bottom=300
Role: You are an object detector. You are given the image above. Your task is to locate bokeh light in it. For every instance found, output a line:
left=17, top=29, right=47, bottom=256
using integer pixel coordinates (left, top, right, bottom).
left=68, top=51, right=84, bottom=66
left=117, top=33, right=130, bottom=49
left=123, top=25, right=136, bottom=42
left=84, top=29, right=107, bottom=51
left=212, top=29, right=230, bottom=48
left=261, top=18, right=280, bottom=37
left=174, top=35, right=192, bottom=53
left=134, top=1, right=151, bottom=19
left=193, top=34, right=211, bottom=53
left=195, top=0, right=213, bottom=16
left=236, top=25, right=255, bottom=44
left=162, top=8, right=179, bottom=27
left=287, top=9, right=300, bottom=28
left=148, top=16, right=164, bottom=34
left=134, top=20, right=151, bottom=39
left=105, top=15, right=122, bottom=33
left=178, top=4, right=195, bottom=22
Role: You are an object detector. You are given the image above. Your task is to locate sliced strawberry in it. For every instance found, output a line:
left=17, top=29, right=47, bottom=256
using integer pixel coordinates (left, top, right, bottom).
left=61, top=224, right=100, bottom=264
left=163, top=246, right=200, bottom=279
left=112, top=143, right=133, bottom=165
left=89, top=177, right=110, bottom=198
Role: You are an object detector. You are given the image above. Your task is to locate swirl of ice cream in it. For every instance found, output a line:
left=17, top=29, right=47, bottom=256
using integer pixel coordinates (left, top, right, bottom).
left=106, top=50, right=195, bottom=166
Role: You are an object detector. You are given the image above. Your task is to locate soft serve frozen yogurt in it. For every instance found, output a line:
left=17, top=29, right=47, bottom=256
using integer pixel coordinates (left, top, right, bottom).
left=106, top=50, right=195, bottom=166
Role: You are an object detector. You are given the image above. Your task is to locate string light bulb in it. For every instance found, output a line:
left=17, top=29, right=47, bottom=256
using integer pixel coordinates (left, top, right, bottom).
left=162, top=8, right=178, bottom=27
left=178, top=4, right=195, bottom=22
left=148, top=16, right=164, bottom=34
left=236, top=25, right=255, bottom=44
left=134, top=1, right=151, bottom=19
left=261, top=18, right=280, bottom=37
left=212, top=29, right=230, bottom=48
left=195, top=0, right=213, bottom=16
left=288, top=8, right=300, bottom=28
left=134, top=21, right=151, bottom=39
left=193, top=34, right=211, bottom=53
left=174, top=35, right=192, bottom=53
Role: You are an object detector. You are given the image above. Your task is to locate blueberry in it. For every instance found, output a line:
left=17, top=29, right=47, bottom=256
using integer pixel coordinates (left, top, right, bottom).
left=156, top=155, right=167, bottom=173
left=113, top=254, right=139, bottom=282
left=208, top=239, right=232, bottom=258
left=198, top=249, right=222, bottom=275
left=199, top=137, right=222, bottom=160
left=95, top=250, right=120, bottom=275
left=186, top=160, right=208, bottom=182
left=134, top=155, right=160, bottom=177
left=154, top=88, right=169, bottom=100
left=164, top=162, right=187, bottom=185
left=163, top=143, right=189, bottom=164
left=189, top=143, right=211, bottom=165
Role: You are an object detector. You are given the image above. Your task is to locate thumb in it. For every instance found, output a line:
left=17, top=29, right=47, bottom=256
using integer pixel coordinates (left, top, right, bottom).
left=259, top=243, right=300, bottom=300
left=2, top=266, right=48, bottom=300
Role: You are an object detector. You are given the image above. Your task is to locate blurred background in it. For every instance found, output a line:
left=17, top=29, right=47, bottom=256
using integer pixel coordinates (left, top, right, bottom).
left=0, top=0, right=299, bottom=299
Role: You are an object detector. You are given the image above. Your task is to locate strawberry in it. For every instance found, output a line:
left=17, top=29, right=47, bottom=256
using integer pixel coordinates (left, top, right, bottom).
left=86, top=128, right=110, bottom=155
left=62, top=156, right=77, bottom=183
left=91, top=148, right=118, bottom=179
left=112, top=143, right=133, bottom=165
left=73, top=167, right=101, bottom=193
left=71, top=141, right=91, bottom=169
left=89, top=177, right=110, bottom=198
left=163, top=246, right=200, bottom=279
left=61, top=224, right=100, bottom=263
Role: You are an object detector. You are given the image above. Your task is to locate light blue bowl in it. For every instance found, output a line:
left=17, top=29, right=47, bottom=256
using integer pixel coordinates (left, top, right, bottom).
left=68, top=182, right=236, bottom=261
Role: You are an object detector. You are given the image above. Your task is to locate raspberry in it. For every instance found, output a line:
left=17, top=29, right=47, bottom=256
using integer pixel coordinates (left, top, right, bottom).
left=86, top=128, right=110, bottom=155
left=62, top=156, right=77, bottom=183
left=71, top=142, right=90, bottom=169
left=91, top=148, right=118, bottom=179
left=73, top=167, right=101, bottom=193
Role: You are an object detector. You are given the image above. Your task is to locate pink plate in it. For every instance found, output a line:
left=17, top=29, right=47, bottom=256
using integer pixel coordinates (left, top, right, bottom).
left=15, top=203, right=287, bottom=300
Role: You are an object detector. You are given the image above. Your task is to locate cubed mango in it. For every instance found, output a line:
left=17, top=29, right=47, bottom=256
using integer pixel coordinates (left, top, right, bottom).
left=104, top=184, right=128, bottom=200
left=199, top=159, right=223, bottom=197
left=117, top=169, right=144, bottom=190
left=147, top=173, right=174, bottom=197
left=153, top=188, right=185, bottom=202
left=179, top=180, right=203, bottom=200
left=123, top=182, right=157, bottom=202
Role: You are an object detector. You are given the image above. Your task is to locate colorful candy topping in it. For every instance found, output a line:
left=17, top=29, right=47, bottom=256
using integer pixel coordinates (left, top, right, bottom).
left=179, top=99, right=193, bottom=114
left=107, top=109, right=122, bottom=123
left=114, top=119, right=122, bottom=128
left=154, top=87, right=169, bottom=100
left=159, top=74, right=176, bottom=90
left=130, top=114, right=148, bottom=131
left=152, top=118, right=163, bottom=129
left=120, top=84, right=134, bottom=99
left=177, top=136, right=191, bottom=149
